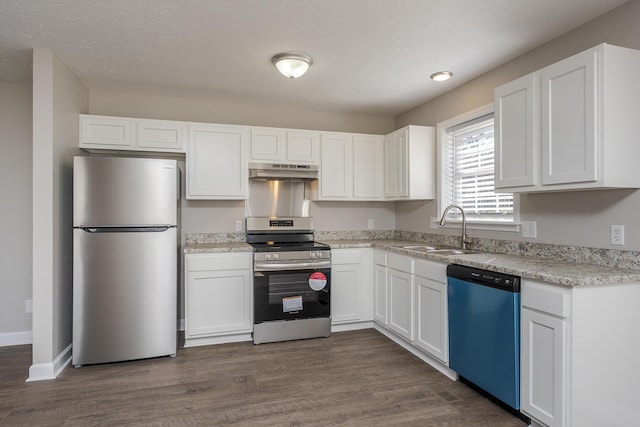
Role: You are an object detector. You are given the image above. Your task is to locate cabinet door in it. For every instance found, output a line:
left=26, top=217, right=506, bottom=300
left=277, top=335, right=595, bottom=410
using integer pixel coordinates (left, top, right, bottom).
left=541, top=49, right=597, bottom=186
left=353, top=134, right=384, bottom=199
left=250, top=127, right=286, bottom=162
left=186, top=268, right=252, bottom=337
left=287, top=130, right=320, bottom=163
left=388, top=268, right=413, bottom=341
left=494, top=74, right=538, bottom=189
left=383, top=132, right=398, bottom=198
left=414, top=275, right=447, bottom=362
left=373, top=263, right=388, bottom=325
left=331, top=264, right=361, bottom=324
left=187, top=124, right=248, bottom=199
left=137, top=119, right=185, bottom=152
left=80, top=115, right=133, bottom=149
left=320, top=133, right=353, bottom=198
left=395, top=128, right=409, bottom=197
left=521, top=307, right=566, bottom=427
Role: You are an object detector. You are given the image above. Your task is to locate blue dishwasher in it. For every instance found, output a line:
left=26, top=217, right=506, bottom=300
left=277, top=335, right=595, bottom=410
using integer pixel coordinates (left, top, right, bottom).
left=447, top=264, right=521, bottom=411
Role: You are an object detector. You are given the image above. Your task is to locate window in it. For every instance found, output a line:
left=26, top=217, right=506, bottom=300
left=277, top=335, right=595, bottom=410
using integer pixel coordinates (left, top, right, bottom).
left=438, top=105, right=515, bottom=227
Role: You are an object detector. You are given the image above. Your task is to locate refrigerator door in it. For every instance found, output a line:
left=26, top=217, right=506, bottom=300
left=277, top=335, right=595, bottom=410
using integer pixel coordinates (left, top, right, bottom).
left=74, top=156, right=178, bottom=227
left=73, top=227, right=177, bottom=366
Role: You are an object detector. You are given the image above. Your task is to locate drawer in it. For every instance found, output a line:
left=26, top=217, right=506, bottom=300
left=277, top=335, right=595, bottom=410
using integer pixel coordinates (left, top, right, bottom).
left=331, top=248, right=366, bottom=265
left=414, top=259, right=447, bottom=282
left=521, top=279, right=570, bottom=318
left=186, top=252, right=252, bottom=272
left=373, top=251, right=387, bottom=266
left=388, top=253, right=413, bottom=273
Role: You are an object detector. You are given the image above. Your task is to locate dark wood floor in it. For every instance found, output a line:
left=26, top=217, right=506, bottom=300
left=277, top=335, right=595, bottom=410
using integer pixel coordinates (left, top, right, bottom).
left=0, top=329, right=526, bottom=426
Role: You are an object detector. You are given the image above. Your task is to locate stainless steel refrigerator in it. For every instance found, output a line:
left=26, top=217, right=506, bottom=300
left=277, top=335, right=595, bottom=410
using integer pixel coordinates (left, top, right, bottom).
left=72, top=156, right=178, bottom=366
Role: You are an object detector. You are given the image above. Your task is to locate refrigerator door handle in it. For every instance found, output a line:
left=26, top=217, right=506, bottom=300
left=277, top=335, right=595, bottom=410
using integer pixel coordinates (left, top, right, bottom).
left=81, top=226, right=172, bottom=233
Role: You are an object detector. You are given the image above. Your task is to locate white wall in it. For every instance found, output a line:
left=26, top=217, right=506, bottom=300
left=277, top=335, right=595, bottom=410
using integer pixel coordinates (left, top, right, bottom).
left=30, top=49, right=88, bottom=381
left=0, top=82, right=33, bottom=343
left=89, top=90, right=395, bottom=135
left=395, top=0, right=640, bottom=251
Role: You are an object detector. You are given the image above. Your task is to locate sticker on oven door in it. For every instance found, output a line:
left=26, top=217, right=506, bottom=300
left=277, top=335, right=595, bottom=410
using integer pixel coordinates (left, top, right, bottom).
left=282, top=295, right=303, bottom=312
left=309, top=272, right=327, bottom=291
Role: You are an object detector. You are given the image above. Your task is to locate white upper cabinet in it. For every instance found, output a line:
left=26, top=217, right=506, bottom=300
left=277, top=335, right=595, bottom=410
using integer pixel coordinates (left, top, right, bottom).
left=249, top=126, right=319, bottom=164
left=80, top=114, right=186, bottom=153
left=312, top=132, right=384, bottom=201
left=186, top=123, right=248, bottom=200
left=494, top=74, right=538, bottom=189
left=384, top=125, right=435, bottom=200
left=495, top=43, right=640, bottom=193
left=353, top=134, right=384, bottom=199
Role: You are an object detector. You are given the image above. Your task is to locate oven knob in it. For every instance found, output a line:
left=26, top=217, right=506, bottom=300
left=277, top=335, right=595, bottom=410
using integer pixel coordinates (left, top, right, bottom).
left=310, top=252, right=317, bottom=259
left=273, top=253, right=279, bottom=260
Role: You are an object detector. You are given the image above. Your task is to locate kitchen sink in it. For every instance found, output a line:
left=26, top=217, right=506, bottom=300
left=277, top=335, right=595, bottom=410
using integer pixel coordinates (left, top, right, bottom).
left=400, top=244, right=479, bottom=256
left=401, top=245, right=439, bottom=251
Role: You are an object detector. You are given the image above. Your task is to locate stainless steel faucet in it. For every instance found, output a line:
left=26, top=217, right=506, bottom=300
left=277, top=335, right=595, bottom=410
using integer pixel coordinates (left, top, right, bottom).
left=439, top=204, right=471, bottom=249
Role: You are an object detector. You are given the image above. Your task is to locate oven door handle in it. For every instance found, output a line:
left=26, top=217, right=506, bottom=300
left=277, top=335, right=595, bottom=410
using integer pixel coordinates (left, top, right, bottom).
left=254, top=260, right=331, bottom=270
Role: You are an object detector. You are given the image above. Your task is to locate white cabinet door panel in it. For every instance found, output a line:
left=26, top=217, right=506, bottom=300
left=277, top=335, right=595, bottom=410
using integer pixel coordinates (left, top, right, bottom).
left=388, top=268, right=413, bottom=341
left=494, top=74, right=538, bottom=189
left=521, top=307, right=566, bottom=427
left=187, top=124, right=248, bottom=199
left=541, top=50, right=597, bottom=185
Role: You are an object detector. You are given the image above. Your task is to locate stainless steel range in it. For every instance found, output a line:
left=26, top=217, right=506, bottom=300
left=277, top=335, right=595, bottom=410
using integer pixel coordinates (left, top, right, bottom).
left=247, top=217, right=331, bottom=344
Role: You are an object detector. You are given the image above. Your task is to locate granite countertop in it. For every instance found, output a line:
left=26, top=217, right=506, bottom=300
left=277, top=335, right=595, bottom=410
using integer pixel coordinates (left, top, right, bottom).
left=184, top=239, right=640, bottom=287
left=323, top=239, right=640, bottom=287
left=184, top=242, right=253, bottom=254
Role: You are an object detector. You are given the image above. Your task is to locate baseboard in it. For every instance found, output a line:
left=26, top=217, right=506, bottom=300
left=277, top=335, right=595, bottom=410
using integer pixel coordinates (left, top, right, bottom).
left=0, top=330, right=33, bottom=347
left=27, top=343, right=73, bottom=382
left=331, top=321, right=374, bottom=333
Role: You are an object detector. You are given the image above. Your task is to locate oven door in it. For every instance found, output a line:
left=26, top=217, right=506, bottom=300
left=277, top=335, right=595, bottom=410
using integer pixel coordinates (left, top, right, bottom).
left=254, top=267, right=331, bottom=323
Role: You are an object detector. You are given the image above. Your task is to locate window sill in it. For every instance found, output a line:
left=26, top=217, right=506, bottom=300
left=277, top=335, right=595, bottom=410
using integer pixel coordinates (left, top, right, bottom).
left=430, top=218, right=520, bottom=233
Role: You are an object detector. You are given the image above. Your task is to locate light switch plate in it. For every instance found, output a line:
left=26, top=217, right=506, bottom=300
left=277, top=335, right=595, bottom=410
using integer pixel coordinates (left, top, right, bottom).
left=521, top=221, right=537, bottom=238
left=368, top=219, right=374, bottom=229
left=235, top=220, right=243, bottom=232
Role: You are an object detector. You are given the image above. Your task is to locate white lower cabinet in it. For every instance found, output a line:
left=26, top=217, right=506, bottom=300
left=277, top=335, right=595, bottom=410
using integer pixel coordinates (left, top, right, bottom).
left=331, top=248, right=373, bottom=328
left=373, top=251, right=388, bottom=325
left=521, top=280, right=568, bottom=427
left=184, top=252, right=253, bottom=347
left=387, top=254, right=414, bottom=341
left=414, top=259, right=448, bottom=363
left=521, top=278, right=640, bottom=427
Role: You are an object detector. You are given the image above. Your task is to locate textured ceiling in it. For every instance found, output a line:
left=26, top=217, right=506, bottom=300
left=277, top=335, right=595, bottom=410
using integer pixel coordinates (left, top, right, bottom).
left=0, top=0, right=629, bottom=115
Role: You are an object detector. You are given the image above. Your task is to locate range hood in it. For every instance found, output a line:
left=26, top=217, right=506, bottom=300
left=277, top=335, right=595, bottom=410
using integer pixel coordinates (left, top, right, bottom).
left=249, top=162, right=318, bottom=180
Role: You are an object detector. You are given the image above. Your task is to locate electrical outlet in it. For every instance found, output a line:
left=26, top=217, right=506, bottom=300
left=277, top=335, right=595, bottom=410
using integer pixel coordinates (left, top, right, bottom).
left=235, top=220, right=243, bottom=232
left=25, top=299, right=32, bottom=314
left=368, top=219, right=374, bottom=229
left=521, top=221, right=537, bottom=239
left=611, top=225, right=625, bottom=245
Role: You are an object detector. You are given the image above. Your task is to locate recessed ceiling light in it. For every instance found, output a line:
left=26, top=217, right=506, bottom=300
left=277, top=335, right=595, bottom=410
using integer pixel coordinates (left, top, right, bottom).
left=271, top=53, right=313, bottom=79
left=430, top=71, right=453, bottom=82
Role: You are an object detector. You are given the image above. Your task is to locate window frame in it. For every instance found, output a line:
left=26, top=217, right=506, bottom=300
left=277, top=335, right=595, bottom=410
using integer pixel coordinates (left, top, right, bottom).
left=436, top=103, right=520, bottom=232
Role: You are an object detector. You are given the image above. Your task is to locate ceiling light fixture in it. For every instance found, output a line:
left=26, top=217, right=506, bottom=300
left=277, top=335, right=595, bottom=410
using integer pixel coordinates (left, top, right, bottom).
left=271, top=53, right=313, bottom=79
left=430, top=71, right=453, bottom=82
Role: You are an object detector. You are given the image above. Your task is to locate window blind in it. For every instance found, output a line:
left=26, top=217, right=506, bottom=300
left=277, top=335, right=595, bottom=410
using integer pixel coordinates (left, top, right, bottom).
left=446, top=114, right=513, bottom=221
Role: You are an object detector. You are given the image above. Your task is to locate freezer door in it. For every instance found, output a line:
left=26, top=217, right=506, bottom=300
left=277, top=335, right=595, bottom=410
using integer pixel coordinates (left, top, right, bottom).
left=74, top=156, right=178, bottom=227
left=73, top=227, right=177, bottom=366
